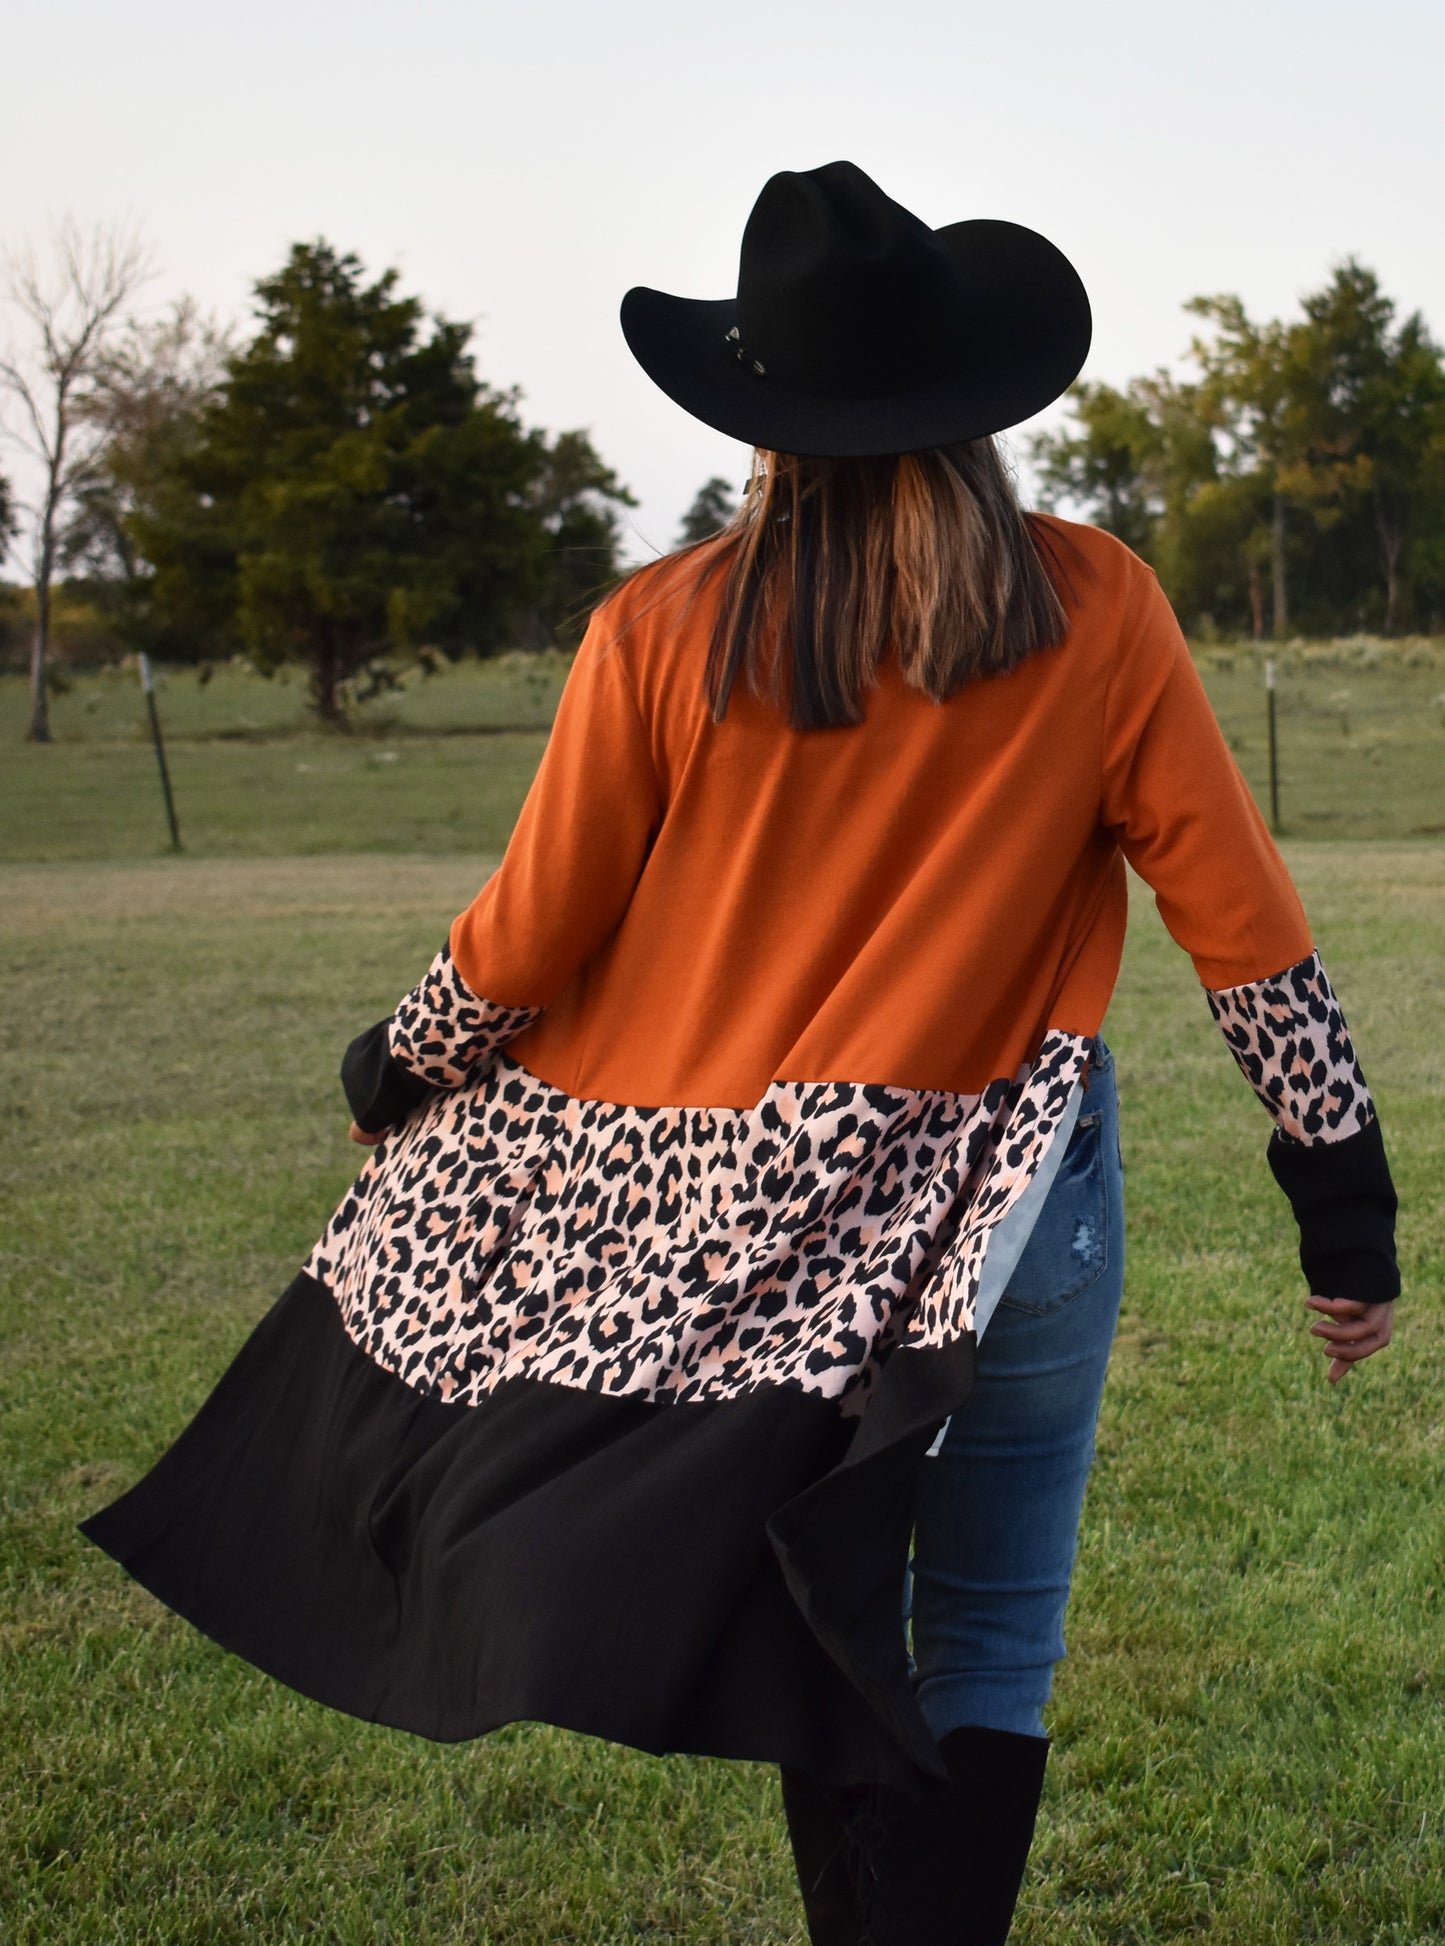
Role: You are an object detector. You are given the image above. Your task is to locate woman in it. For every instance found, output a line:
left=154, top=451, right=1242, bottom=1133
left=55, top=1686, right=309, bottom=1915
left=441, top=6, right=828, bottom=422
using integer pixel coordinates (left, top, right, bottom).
left=84, top=163, right=1399, bottom=1944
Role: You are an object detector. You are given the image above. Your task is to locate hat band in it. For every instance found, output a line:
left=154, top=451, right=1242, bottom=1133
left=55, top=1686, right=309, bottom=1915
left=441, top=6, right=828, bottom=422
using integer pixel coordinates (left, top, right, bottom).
left=725, top=325, right=767, bottom=378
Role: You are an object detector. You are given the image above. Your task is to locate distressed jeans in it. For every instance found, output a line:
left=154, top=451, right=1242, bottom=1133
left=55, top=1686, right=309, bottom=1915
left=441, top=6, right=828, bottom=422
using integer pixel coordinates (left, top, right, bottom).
left=908, top=1039, right=1126, bottom=1740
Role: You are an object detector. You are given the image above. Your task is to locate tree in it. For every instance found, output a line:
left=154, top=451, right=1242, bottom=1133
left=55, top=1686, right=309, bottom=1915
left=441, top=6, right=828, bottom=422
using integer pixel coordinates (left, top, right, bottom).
left=0, top=464, right=18, bottom=666
left=1293, top=262, right=1445, bottom=632
left=1033, top=264, right=1445, bottom=638
left=1032, top=372, right=1240, bottom=619
left=1031, top=382, right=1164, bottom=556
left=1183, top=295, right=1327, bottom=638
left=132, top=243, right=633, bottom=718
left=677, top=475, right=737, bottom=546
left=60, top=298, right=231, bottom=654
left=0, top=462, right=15, bottom=557
left=0, top=219, right=151, bottom=739
left=528, top=428, right=636, bottom=646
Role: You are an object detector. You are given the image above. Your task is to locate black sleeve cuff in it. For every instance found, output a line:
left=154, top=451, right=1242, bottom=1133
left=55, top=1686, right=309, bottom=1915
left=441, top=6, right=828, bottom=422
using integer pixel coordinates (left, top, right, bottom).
left=1267, top=1116, right=1400, bottom=1302
left=341, top=1020, right=440, bottom=1133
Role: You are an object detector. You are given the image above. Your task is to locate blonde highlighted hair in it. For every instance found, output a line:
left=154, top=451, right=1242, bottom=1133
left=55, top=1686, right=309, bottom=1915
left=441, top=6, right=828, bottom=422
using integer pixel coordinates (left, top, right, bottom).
left=691, top=439, right=1072, bottom=729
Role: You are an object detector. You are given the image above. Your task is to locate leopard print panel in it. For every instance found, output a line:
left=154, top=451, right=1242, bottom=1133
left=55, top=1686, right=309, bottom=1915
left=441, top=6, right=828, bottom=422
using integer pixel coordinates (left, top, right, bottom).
left=388, top=944, right=541, bottom=1087
left=899, top=1029, right=1089, bottom=1358
left=1205, top=950, right=1374, bottom=1146
left=305, top=1033, right=1089, bottom=1410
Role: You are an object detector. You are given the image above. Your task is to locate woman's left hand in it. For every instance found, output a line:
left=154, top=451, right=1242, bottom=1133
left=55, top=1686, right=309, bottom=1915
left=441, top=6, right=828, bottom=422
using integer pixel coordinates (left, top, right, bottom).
left=1304, top=1296, right=1394, bottom=1384
left=349, top=1122, right=385, bottom=1145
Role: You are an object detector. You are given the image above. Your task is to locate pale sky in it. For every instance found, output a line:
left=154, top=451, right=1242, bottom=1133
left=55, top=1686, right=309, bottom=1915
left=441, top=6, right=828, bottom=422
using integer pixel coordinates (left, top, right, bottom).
left=6, top=0, right=1444, bottom=563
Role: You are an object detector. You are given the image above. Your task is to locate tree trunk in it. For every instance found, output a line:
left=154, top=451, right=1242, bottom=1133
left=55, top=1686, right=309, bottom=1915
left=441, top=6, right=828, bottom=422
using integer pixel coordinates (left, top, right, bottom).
left=1382, top=545, right=1401, bottom=635
left=1270, top=491, right=1288, bottom=638
left=309, top=627, right=350, bottom=728
left=26, top=567, right=53, bottom=744
left=1374, top=485, right=1403, bottom=634
left=1248, top=557, right=1264, bottom=640
left=26, top=447, right=64, bottom=743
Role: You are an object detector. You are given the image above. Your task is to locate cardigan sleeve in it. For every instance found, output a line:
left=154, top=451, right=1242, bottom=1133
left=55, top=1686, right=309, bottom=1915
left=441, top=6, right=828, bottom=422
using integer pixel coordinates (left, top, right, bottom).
left=342, top=606, right=663, bottom=1130
left=1099, top=570, right=1311, bottom=987
left=1100, top=570, right=1399, bottom=1303
left=447, top=606, right=665, bottom=1004
left=1205, top=954, right=1398, bottom=1302
left=340, top=946, right=545, bottom=1132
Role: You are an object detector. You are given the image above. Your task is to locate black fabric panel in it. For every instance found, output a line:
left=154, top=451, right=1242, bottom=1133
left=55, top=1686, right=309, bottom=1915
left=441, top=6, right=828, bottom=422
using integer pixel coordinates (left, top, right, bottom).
left=81, top=1275, right=973, bottom=1788
left=769, top=1338, right=975, bottom=1780
left=1267, top=1116, right=1400, bottom=1302
left=341, top=1020, right=438, bottom=1133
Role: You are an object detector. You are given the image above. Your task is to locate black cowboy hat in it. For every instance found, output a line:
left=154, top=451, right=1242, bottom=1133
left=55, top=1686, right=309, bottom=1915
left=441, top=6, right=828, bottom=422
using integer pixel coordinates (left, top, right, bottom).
left=621, top=160, right=1091, bottom=458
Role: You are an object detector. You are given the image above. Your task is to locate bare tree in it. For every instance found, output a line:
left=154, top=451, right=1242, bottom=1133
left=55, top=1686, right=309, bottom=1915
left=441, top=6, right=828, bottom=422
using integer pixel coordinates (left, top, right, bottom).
left=65, top=298, right=231, bottom=588
left=0, top=219, right=152, bottom=741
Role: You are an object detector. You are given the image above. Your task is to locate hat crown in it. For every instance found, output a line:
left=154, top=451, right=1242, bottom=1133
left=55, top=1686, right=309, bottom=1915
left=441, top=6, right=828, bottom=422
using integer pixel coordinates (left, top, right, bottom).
left=735, top=162, right=969, bottom=399
left=619, top=160, right=1092, bottom=457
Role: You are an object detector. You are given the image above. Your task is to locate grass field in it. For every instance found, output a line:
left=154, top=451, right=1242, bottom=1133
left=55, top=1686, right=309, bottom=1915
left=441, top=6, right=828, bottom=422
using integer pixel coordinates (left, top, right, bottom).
left=2, top=652, right=1443, bottom=1941
left=1196, top=640, right=1445, bottom=842
left=0, top=659, right=567, bottom=864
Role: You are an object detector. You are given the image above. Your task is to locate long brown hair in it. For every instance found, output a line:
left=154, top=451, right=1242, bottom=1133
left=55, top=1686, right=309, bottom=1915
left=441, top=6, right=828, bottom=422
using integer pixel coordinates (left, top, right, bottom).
left=694, top=438, right=1071, bottom=729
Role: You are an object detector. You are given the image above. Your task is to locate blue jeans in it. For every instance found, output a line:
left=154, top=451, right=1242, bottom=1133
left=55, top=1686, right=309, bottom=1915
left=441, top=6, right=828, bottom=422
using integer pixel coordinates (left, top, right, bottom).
left=908, top=1040, right=1125, bottom=1741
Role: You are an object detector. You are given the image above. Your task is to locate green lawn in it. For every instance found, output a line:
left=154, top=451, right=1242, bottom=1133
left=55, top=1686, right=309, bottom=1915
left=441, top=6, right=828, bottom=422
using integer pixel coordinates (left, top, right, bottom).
left=2, top=841, right=1441, bottom=1943
left=0, top=659, right=564, bottom=864
left=1, top=651, right=572, bottom=741
left=1195, top=639, right=1445, bottom=841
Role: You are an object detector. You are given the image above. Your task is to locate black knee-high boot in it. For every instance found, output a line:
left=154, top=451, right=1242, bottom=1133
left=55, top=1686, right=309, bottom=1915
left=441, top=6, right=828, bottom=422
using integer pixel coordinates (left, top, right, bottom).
left=782, top=1728, right=1048, bottom=1945
left=779, top=1766, right=873, bottom=1945
left=860, top=1727, right=1051, bottom=1945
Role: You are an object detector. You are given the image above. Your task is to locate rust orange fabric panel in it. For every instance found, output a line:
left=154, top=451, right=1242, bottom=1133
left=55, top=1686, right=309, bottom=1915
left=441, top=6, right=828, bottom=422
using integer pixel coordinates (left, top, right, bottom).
left=1098, top=566, right=1309, bottom=988
left=449, top=520, right=1311, bottom=1110
left=448, top=615, right=664, bottom=1010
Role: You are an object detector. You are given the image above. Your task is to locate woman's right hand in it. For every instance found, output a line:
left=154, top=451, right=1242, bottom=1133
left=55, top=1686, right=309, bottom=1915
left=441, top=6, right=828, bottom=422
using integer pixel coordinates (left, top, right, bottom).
left=1304, top=1296, right=1394, bottom=1384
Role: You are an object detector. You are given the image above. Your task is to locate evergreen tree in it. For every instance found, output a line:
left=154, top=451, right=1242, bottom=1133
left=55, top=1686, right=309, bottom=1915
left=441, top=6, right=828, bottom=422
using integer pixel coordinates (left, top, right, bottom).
left=128, top=243, right=632, bottom=719
left=677, top=475, right=737, bottom=545
left=529, top=429, right=636, bottom=646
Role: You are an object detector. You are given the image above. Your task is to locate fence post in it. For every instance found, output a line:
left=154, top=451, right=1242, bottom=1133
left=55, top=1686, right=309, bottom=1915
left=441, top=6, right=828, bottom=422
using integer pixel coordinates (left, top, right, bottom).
left=139, top=653, right=182, bottom=852
left=1264, top=657, right=1281, bottom=834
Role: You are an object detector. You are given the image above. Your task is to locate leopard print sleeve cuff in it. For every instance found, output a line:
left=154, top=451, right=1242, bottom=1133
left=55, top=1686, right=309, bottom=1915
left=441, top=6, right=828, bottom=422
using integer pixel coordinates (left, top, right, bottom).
left=1207, top=950, right=1397, bottom=1301
left=388, top=944, right=543, bottom=1088
left=1205, top=949, right=1374, bottom=1146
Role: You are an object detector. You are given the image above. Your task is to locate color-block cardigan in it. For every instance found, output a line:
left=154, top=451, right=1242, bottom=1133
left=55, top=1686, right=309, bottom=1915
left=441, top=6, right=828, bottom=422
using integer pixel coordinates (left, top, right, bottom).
left=84, top=519, right=1398, bottom=1787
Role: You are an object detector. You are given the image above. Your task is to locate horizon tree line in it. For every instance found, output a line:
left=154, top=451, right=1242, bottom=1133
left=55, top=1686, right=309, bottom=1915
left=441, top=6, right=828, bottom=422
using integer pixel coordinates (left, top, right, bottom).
left=1031, top=261, right=1445, bottom=639
left=1, top=228, right=635, bottom=736
left=4, top=230, right=1442, bottom=740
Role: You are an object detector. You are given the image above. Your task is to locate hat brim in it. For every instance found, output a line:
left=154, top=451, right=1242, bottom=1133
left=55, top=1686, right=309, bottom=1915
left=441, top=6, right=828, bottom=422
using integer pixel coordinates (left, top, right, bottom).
left=620, top=219, right=1091, bottom=458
